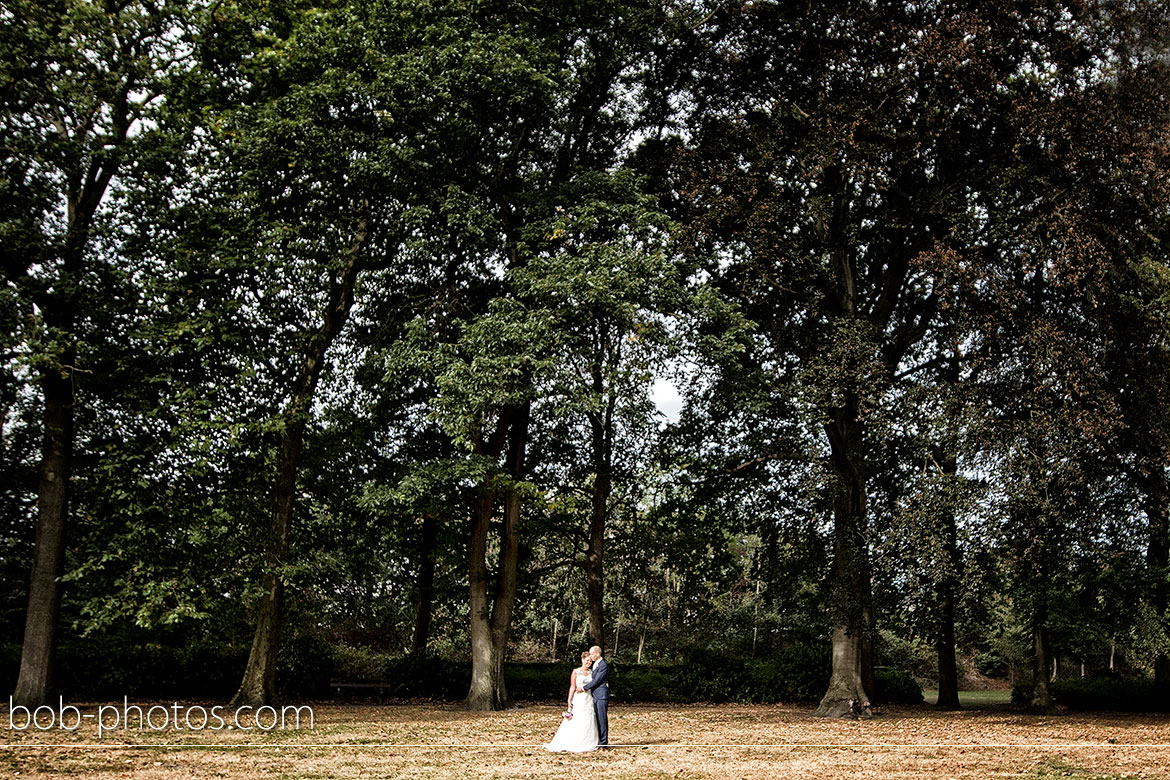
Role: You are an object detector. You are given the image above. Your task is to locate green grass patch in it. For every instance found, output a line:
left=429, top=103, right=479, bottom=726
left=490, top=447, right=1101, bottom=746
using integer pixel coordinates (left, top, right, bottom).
left=922, top=689, right=1012, bottom=707
left=1029, top=759, right=1141, bottom=779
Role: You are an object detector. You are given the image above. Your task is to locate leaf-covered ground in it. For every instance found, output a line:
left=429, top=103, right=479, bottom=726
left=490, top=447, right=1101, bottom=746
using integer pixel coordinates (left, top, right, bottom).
left=3, top=702, right=1169, bottom=778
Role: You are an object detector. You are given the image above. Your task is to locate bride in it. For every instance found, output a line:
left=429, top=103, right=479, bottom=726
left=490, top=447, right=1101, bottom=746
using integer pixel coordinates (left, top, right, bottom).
left=544, top=651, right=599, bottom=752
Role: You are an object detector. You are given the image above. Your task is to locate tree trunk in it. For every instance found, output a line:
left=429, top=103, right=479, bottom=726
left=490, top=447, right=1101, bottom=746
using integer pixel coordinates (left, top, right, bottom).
left=232, top=234, right=365, bottom=708
left=411, top=513, right=439, bottom=657
left=935, top=447, right=962, bottom=709
left=584, top=342, right=615, bottom=651
left=231, top=390, right=310, bottom=709
left=467, top=403, right=528, bottom=711
left=814, top=165, right=877, bottom=718
left=861, top=602, right=877, bottom=703
left=585, top=467, right=609, bottom=650
left=14, top=122, right=103, bottom=706
left=12, top=367, right=74, bottom=708
left=818, top=625, right=870, bottom=719
left=936, top=584, right=961, bottom=709
left=1029, top=601, right=1053, bottom=713
left=1146, top=469, right=1170, bottom=693
left=11, top=59, right=139, bottom=705
left=467, top=488, right=503, bottom=709
left=816, top=403, right=874, bottom=718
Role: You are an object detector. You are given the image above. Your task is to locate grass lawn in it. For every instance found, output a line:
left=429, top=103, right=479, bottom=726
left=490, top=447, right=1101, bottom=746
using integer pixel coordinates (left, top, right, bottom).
left=922, top=689, right=1014, bottom=707
left=3, top=701, right=1168, bottom=779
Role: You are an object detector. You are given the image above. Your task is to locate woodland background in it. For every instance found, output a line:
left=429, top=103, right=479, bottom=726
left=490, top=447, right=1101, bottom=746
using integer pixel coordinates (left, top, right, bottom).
left=3, top=0, right=1170, bottom=718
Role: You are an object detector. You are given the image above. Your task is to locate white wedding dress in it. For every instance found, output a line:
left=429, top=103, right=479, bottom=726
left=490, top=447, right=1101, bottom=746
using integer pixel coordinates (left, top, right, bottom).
left=544, top=672, right=599, bottom=752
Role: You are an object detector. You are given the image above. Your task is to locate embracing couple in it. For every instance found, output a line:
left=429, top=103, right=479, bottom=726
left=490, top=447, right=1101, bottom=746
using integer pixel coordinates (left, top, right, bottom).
left=544, top=645, right=610, bottom=752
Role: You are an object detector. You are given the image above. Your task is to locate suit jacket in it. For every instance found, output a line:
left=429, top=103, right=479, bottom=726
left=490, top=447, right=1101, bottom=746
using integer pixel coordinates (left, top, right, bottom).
left=583, top=657, right=610, bottom=700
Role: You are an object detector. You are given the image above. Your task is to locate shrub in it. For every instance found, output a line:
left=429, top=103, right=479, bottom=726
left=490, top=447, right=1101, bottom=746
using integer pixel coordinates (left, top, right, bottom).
left=175, top=637, right=247, bottom=699
left=277, top=634, right=336, bottom=698
left=325, top=646, right=916, bottom=706
left=974, top=650, right=1007, bottom=678
left=760, top=644, right=832, bottom=702
left=1010, top=682, right=1032, bottom=706
left=875, top=668, right=924, bottom=704
left=613, top=665, right=674, bottom=703
left=378, top=655, right=469, bottom=700
left=1052, top=675, right=1159, bottom=711
left=506, top=662, right=574, bottom=700
left=669, top=648, right=750, bottom=702
left=661, top=645, right=834, bottom=704
left=1011, top=674, right=1162, bottom=711
left=332, top=644, right=389, bottom=682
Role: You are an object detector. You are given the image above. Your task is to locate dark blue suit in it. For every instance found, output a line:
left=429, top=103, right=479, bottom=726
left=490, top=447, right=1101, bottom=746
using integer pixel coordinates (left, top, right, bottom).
left=583, top=657, right=610, bottom=746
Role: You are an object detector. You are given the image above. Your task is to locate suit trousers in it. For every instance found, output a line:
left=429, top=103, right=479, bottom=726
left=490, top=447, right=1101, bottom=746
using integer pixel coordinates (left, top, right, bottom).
left=592, top=695, right=609, bottom=746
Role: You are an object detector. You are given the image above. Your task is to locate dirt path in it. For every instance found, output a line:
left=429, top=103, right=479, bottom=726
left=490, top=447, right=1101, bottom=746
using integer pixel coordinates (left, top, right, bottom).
left=4, top=701, right=1169, bottom=778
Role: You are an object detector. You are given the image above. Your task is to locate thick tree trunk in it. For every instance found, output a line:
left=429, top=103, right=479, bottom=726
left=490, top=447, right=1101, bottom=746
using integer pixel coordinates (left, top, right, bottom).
left=935, top=447, right=962, bottom=710
left=1029, top=601, right=1053, bottom=713
left=467, top=488, right=504, bottom=710
left=231, top=422, right=303, bottom=708
left=818, top=625, right=871, bottom=719
left=15, top=151, right=96, bottom=707
left=411, top=513, right=439, bottom=657
left=467, top=404, right=528, bottom=711
left=12, top=69, right=137, bottom=706
left=232, top=235, right=365, bottom=708
left=12, top=368, right=74, bottom=707
left=936, top=584, right=961, bottom=709
left=584, top=336, right=616, bottom=651
left=816, top=404, right=874, bottom=718
left=585, top=468, right=609, bottom=650
left=814, top=166, right=878, bottom=718
left=1146, top=469, right=1170, bottom=693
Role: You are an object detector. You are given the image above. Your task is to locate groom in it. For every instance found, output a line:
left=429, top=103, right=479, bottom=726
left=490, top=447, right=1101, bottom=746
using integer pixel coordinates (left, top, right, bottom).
left=582, top=645, right=610, bottom=747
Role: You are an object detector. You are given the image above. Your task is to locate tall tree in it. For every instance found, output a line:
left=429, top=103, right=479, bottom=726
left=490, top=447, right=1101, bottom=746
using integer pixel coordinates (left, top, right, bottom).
left=656, top=0, right=1036, bottom=716
left=391, top=0, right=669, bottom=709
left=2, top=0, right=199, bottom=707
left=966, top=0, right=1170, bottom=711
left=517, top=172, right=685, bottom=650
left=194, top=2, right=455, bottom=706
left=648, top=0, right=1170, bottom=716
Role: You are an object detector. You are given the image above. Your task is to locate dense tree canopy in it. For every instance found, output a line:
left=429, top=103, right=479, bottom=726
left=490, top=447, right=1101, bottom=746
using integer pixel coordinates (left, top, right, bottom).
left=3, top=0, right=1169, bottom=716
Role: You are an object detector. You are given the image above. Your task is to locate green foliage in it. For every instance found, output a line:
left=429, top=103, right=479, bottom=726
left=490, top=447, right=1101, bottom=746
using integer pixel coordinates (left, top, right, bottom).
left=332, top=644, right=388, bottom=682
left=974, top=650, right=1008, bottom=678
left=1013, top=675, right=1164, bottom=712
left=1125, top=602, right=1170, bottom=673
left=668, top=648, right=751, bottom=703
left=276, top=634, right=337, bottom=699
left=874, top=669, right=925, bottom=705
left=610, top=665, right=675, bottom=703
left=329, top=649, right=844, bottom=704
left=44, top=627, right=336, bottom=700
left=55, top=630, right=246, bottom=700
left=1048, top=676, right=1161, bottom=712
left=664, top=645, right=836, bottom=704
left=4, top=0, right=1170, bottom=715
left=377, top=655, right=470, bottom=700
left=504, top=662, right=580, bottom=701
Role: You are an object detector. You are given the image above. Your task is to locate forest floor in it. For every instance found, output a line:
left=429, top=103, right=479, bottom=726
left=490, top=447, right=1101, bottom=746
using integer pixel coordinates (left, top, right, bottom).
left=3, top=700, right=1169, bottom=779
